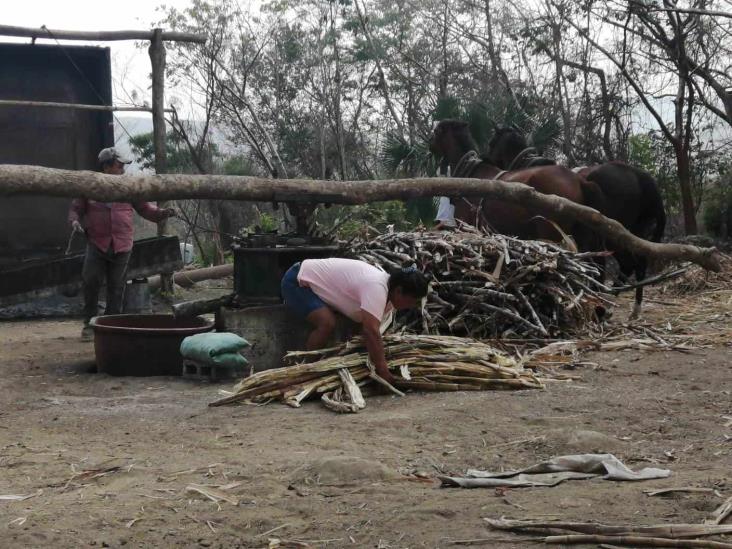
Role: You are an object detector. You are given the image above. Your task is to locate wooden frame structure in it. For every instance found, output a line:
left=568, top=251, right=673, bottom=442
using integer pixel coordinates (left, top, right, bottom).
left=0, top=24, right=206, bottom=292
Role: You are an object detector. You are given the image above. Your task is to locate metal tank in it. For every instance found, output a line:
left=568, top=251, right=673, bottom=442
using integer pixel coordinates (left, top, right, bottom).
left=0, top=42, right=114, bottom=265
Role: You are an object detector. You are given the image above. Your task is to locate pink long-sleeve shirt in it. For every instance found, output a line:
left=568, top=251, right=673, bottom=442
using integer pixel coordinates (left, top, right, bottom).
left=68, top=199, right=167, bottom=253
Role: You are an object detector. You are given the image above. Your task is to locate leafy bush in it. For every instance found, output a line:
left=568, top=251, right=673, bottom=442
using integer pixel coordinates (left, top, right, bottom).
left=315, top=201, right=425, bottom=240
left=702, top=180, right=732, bottom=238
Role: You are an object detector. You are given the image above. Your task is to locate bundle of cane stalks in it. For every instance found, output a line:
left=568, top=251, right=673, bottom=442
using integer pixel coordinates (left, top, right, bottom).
left=349, top=227, right=612, bottom=338
left=209, top=334, right=543, bottom=412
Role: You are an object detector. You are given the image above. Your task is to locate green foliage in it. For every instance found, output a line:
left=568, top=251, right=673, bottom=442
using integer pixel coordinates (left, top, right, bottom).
left=157, top=0, right=730, bottom=240
left=258, top=212, right=279, bottom=232
left=433, top=96, right=463, bottom=121
left=244, top=210, right=279, bottom=234
left=378, top=134, right=437, bottom=228
left=193, top=239, right=220, bottom=267
left=528, top=115, right=562, bottom=154
left=128, top=131, right=219, bottom=174
left=627, top=134, right=655, bottom=174
left=404, top=198, right=437, bottom=226
left=465, top=103, right=495, bottom=151
left=379, top=134, right=435, bottom=177
left=223, top=155, right=255, bottom=176
left=702, top=165, right=732, bottom=237
left=427, top=94, right=561, bottom=156
left=128, top=133, right=155, bottom=169
left=315, top=201, right=421, bottom=239
left=628, top=132, right=681, bottom=213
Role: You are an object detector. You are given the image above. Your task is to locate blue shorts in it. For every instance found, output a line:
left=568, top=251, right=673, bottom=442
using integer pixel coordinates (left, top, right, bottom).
left=281, top=262, right=327, bottom=319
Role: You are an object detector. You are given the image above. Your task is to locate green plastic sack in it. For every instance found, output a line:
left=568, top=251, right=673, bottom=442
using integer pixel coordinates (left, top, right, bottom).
left=180, top=332, right=250, bottom=365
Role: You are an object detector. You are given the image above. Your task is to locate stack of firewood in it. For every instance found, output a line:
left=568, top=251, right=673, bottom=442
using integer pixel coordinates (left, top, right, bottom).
left=349, top=227, right=612, bottom=338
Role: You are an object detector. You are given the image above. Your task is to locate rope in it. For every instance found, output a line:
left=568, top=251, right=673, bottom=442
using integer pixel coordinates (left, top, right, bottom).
left=451, top=152, right=507, bottom=231
left=506, top=147, right=537, bottom=171
left=452, top=151, right=482, bottom=178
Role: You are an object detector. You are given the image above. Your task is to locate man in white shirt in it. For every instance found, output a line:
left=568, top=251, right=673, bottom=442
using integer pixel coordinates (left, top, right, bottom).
left=434, top=196, right=456, bottom=229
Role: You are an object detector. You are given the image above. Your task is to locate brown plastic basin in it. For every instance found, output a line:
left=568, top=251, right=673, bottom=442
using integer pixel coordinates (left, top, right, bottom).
left=90, top=314, right=214, bottom=376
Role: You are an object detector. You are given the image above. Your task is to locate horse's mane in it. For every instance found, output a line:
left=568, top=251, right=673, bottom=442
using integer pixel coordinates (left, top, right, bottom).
left=437, top=119, right=479, bottom=153
left=488, top=127, right=529, bottom=154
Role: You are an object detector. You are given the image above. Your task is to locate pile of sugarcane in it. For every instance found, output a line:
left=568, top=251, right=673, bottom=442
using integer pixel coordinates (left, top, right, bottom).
left=209, top=334, right=543, bottom=412
left=348, top=227, right=612, bottom=338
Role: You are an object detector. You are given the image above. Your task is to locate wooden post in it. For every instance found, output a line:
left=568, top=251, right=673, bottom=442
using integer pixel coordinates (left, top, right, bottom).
left=149, top=28, right=174, bottom=294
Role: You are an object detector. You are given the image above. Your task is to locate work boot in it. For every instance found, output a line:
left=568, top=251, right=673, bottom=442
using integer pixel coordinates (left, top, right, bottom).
left=80, top=323, right=94, bottom=342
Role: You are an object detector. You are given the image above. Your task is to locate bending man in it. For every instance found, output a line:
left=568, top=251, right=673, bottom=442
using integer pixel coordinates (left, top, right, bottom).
left=281, top=258, right=428, bottom=383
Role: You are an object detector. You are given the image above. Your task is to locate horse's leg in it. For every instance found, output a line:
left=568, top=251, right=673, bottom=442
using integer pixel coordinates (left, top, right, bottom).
left=629, top=256, right=647, bottom=321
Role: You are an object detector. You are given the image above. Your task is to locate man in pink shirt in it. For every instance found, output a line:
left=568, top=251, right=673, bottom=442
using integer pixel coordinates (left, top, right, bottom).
left=281, top=258, right=429, bottom=383
left=69, top=147, right=176, bottom=339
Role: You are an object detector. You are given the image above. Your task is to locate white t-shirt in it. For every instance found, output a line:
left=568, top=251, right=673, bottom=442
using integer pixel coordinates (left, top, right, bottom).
left=297, top=258, right=393, bottom=323
left=435, top=196, right=456, bottom=227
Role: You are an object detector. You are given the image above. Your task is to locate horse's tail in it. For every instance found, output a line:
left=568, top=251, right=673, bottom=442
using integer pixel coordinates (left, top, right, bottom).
left=575, top=177, right=608, bottom=253
left=634, top=167, right=666, bottom=243
left=579, top=177, right=607, bottom=215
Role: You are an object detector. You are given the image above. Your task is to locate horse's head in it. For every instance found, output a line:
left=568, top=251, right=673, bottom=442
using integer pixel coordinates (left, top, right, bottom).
left=429, top=119, right=477, bottom=168
left=486, top=126, right=529, bottom=169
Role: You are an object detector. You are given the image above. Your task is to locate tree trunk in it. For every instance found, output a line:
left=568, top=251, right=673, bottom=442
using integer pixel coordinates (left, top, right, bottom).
left=149, top=265, right=234, bottom=290
left=206, top=201, right=226, bottom=265
left=676, top=145, right=698, bottom=234
left=330, top=4, right=348, bottom=180
left=353, top=0, right=406, bottom=137
left=0, top=164, right=722, bottom=271
left=550, top=22, right=575, bottom=164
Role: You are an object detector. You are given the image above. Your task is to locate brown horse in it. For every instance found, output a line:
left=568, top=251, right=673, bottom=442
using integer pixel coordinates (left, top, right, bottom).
left=429, top=120, right=604, bottom=248
left=486, top=126, right=666, bottom=318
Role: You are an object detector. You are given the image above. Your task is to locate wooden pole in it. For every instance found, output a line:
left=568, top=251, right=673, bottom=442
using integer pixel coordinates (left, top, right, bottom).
left=148, top=264, right=234, bottom=290
left=149, top=28, right=174, bottom=295
left=0, top=24, right=206, bottom=43
left=0, top=165, right=723, bottom=272
left=172, top=293, right=236, bottom=318
left=0, top=99, right=173, bottom=113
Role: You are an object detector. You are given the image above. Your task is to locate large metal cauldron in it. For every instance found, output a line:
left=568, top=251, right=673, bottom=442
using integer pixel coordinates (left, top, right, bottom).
left=90, top=314, right=214, bottom=376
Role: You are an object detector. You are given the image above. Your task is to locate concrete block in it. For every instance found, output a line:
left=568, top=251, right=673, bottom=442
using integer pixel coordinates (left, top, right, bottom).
left=216, top=305, right=308, bottom=373
left=216, top=305, right=357, bottom=373
left=182, top=359, right=244, bottom=382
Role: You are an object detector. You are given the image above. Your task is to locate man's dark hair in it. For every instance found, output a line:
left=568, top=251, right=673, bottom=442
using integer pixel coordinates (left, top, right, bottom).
left=388, top=265, right=429, bottom=298
left=99, top=159, right=116, bottom=172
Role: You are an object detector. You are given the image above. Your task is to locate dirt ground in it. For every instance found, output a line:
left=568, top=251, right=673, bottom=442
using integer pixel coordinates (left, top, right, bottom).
left=1, top=289, right=730, bottom=548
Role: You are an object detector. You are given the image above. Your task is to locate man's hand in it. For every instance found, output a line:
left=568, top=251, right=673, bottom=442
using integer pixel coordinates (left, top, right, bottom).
left=361, top=310, right=398, bottom=385
left=71, top=220, right=83, bottom=233
left=376, top=366, right=397, bottom=385
left=161, top=208, right=177, bottom=218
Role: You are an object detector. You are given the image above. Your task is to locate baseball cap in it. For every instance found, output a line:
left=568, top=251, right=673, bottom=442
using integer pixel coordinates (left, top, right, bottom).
left=98, top=147, right=132, bottom=165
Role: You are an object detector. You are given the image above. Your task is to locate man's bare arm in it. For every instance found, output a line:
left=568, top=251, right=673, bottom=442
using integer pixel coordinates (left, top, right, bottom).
left=361, top=311, right=394, bottom=383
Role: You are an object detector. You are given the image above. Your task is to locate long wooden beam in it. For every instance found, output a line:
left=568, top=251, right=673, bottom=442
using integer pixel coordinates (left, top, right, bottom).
left=0, top=164, right=722, bottom=271
left=0, top=99, right=174, bottom=113
left=0, top=24, right=206, bottom=44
